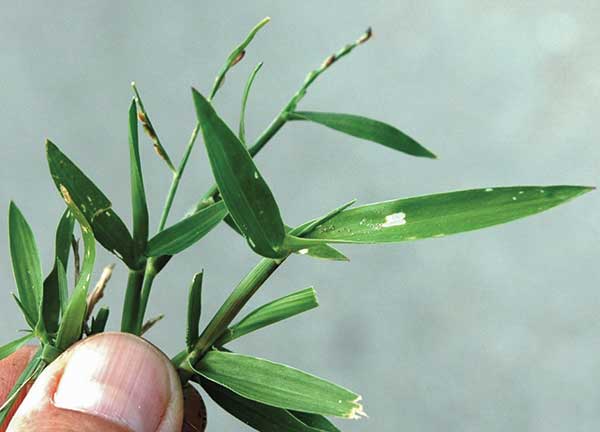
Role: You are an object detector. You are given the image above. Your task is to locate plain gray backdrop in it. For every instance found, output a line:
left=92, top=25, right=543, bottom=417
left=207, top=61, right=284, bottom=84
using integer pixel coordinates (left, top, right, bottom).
left=0, top=1, right=598, bottom=431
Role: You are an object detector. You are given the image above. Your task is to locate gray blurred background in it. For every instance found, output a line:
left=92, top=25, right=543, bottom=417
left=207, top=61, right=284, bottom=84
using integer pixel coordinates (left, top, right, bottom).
left=0, top=1, right=598, bottom=430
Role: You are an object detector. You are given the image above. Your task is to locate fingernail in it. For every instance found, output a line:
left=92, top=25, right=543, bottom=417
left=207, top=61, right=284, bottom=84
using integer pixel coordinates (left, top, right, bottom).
left=54, top=333, right=172, bottom=432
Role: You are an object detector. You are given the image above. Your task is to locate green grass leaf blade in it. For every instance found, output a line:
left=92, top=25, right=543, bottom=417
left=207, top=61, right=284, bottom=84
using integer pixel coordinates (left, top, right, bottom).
left=289, top=111, right=436, bottom=159
left=46, top=140, right=137, bottom=268
left=194, top=351, right=365, bottom=418
left=199, top=377, right=328, bottom=432
left=284, top=201, right=354, bottom=260
left=193, top=89, right=286, bottom=258
left=11, top=294, right=36, bottom=329
left=146, top=201, right=227, bottom=256
left=306, top=186, right=594, bottom=243
left=56, top=260, right=68, bottom=315
left=42, top=209, right=75, bottom=333
left=239, top=62, right=264, bottom=144
left=8, top=202, right=43, bottom=329
left=218, top=287, right=318, bottom=346
left=0, top=333, right=34, bottom=361
left=55, top=189, right=96, bottom=352
left=90, top=307, right=110, bottom=335
left=296, top=244, right=348, bottom=261
left=186, top=272, right=204, bottom=352
left=128, top=99, right=149, bottom=255
left=290, top=411, right=341, bottom=432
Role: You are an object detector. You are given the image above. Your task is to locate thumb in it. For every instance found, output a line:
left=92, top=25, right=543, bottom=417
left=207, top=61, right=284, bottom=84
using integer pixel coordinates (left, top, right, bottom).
left=7, top=333, right=183, bottom=432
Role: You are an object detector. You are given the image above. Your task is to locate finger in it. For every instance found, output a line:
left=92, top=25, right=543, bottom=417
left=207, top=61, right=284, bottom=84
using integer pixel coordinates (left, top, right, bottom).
left=7, top=332, right=183, bottom=432
left=0, top=346, right=38, bottom=431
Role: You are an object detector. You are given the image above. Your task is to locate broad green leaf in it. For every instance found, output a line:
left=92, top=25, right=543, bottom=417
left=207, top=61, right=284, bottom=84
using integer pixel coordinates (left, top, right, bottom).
left=0, top=333, right=34, bottom=361
left=290, top=411, right=340, bottom=432
left=128, top=99, right=149, bottom=255
left=194, top=351, right=365, bottom=418
left=55, top=190, right=96, bottom=352
left=305, top=186, right=593, bottom=243
left=0, top=347, right=43, bottom=426
left=217, top=287, right=318, bottom=345
left=43, top=209, right=75, bottom=333
left=193, top=89, right=286, bottom=258
left=9, top=202, right=43, bottom=329
left=46, top=140, right=137, bottom=268
left=239, top=62, right=264, bottom=144
left=186, top=272, right=204, bottom=352
left=210, top=17, right=270, bottom=99
left=90, top=307, right=110, bottom=335
left=289, top=111, right=436, bottom=159
left=199, top=377, right=328, bottom=432
left=146, top=201, right=227, bottom=256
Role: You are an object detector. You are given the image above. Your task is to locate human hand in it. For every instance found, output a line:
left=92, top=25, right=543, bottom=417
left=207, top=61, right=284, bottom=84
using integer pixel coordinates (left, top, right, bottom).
left=0, top=333, right=206, bottom=431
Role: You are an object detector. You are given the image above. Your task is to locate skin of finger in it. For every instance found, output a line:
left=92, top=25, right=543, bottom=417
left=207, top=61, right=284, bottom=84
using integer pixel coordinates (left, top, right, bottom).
left=6, top=333, right=183, bottom=432
left=0, top=346, right=38, bottom=432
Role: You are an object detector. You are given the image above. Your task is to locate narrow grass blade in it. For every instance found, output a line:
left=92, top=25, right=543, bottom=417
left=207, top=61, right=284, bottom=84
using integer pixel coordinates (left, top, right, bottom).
left=128, top=99, right=149, bottom=255
left=239, top=62, right=264, bottom=144
left=186, top=272, right=204, bottom=352
left=56, top=260, right=68, bottom=315
left=289, top=111, right=436, bottom=159
left=8, top=202, right=43, bottom=329
left=282, top=200, right=357, bottom=256
left=295, top=244, right=348, bottom=261
left=193, top=89, right=286, bottom=258
left=290, top=411, right=340, bottom=432
left=46, top=140, right=136, bottom=268
left=292, top=200, right=357, bottom=237
left=146, top=201, right=227, bottom=256
left=217, top=287, right=318, bottom=346
left=210, top=17, right=270, bottom=99
left=43, top=208, right=75, bottom=333
left=194, top=351, right=365, bottom=418
left=0, top=333, right=34, bottom=361
left=131, top=82, right=176, bottom=171
left=55, top=188, right=96, bottom=352
left=305, top=186, right=594, bottom=243
left=90, top=307, right=110, bottom=335
left=199, top=377, right=328, bottom=432
left=11, top=294, right=36, bottom=329
left=0, top=347, right=43, bottom=426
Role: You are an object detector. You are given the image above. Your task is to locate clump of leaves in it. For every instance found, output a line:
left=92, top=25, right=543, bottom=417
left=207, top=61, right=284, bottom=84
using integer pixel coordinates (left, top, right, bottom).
left=0, top=18, right=593, bottom=431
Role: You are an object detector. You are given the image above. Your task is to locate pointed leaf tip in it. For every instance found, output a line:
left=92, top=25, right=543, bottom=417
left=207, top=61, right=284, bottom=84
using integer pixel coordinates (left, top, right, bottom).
left=193, top=89, right=286, bottom=259
left=289, top=111, right=436, bottom=159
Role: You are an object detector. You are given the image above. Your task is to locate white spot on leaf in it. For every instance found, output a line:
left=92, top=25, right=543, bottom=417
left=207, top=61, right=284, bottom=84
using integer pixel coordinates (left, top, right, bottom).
left=298, top=248, right=309, bottom=255
left=485, top=188, right=493, bottom=192
left=382, top=212, right=406, bottom=228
